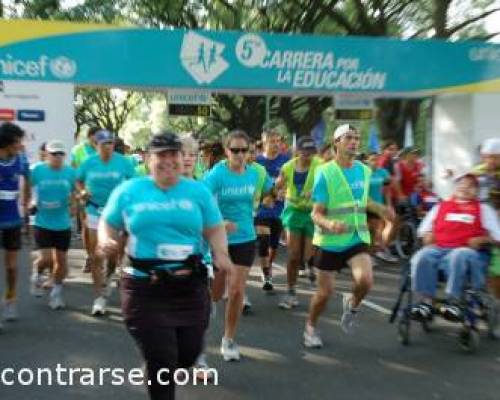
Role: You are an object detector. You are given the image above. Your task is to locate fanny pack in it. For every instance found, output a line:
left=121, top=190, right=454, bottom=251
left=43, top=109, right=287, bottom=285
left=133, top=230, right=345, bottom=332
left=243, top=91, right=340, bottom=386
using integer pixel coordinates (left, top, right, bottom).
left=128, top=254, right=207, bottom=284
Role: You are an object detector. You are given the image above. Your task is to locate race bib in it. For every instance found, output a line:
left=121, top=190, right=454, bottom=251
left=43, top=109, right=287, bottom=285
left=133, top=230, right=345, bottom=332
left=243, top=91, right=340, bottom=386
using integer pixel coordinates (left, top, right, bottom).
left=156, top=244, right=194, bottom=260
left=40, top=200, right=62, bottom=209
left=445, top=213, right=475, bottom=224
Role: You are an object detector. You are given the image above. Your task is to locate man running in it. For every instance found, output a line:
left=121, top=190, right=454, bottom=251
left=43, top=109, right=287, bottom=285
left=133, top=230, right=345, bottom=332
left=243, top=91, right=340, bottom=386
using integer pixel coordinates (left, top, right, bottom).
left=304, top=124, right=394, bottom=348
left=76, top=129, right=134, bottom=315
left=0, top=123, right=30, bottom=327
left=255, top=129, right=289, bottom=292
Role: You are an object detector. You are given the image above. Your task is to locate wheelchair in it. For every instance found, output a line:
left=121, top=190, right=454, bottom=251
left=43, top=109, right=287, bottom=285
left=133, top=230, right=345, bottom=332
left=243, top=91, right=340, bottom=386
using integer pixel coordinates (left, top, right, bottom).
left=393, top=202, right=420, bottom=259
left=389, top=258, right=498, bottom=352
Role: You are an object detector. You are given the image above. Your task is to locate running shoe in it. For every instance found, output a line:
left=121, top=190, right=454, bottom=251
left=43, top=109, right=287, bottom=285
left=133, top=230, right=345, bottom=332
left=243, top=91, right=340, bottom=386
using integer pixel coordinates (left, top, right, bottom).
left=220, top=337, right=240, bottom=361
left=194, top=353, right=216, bottom=382
left=3, top=299, right=18, bottom=321
left=303, top=324, right=323, bottom=348
left=30, top=274, right=44, bottom=297
left=410, top=302, right=433, bottom=321
left=279, top=294, right=299, bottom=310
left=49, top=292, right=65, bottom=310
left=91, top=296, right=107, bottom=316
left=243, top=295, right=253, bottom=315
left=340, top=296, right=360, bottom=334
left=440, top=303, right=463, bottom=322
left=262, top=278, right=274, bottom=292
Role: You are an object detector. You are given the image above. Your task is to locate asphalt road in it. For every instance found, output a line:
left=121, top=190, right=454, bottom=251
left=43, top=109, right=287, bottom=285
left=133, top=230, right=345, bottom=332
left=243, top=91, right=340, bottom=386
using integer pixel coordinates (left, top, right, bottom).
left=1, top=241, right=499, bottom=400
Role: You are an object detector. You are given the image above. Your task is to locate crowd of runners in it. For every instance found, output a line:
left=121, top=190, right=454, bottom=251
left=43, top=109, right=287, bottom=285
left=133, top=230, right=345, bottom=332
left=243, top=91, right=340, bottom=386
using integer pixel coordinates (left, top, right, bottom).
left=0, top=120, right=499, bottom=399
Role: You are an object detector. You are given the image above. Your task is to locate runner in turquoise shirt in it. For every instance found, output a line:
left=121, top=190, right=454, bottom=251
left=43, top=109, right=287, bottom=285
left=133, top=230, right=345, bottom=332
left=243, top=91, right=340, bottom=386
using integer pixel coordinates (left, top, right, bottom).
left=31, top=162, right=76, bottom=231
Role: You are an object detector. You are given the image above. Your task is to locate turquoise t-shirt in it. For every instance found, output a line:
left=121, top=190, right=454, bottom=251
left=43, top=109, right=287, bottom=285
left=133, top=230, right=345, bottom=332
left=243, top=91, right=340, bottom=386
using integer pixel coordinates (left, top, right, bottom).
left=31, top=163, right=76, bottom=231
left=203, top=161, right=273, bottom=245
left=369, top=167, right=390, bottom=205
left=102, top=176, right=223, bottom=277
left=77, top=152, right=134, bottom=216
left=312, top=161, right=366, bottom=252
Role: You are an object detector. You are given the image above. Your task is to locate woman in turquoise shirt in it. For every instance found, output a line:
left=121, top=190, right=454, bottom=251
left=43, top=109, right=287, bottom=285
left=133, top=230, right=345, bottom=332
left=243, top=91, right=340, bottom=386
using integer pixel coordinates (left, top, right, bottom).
left=203, top=130, right=273, bottom=362
left=98, top=132, right=232, bottom=400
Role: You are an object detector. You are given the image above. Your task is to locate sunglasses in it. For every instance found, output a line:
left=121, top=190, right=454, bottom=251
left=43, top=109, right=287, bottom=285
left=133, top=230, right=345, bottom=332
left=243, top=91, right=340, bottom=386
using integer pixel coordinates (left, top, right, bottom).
left=50, top=152, right=65, bottom=156
left=229, top=147, right=249, bottom=154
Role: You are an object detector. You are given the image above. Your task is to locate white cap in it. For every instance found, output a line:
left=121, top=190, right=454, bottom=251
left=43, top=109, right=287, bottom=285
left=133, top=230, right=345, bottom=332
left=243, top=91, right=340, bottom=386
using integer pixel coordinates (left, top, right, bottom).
left=46, top=140, right=65, bottom=153
left=333, top=124, right=355, bottom=141
left=481, top=138, right=500, bottom=155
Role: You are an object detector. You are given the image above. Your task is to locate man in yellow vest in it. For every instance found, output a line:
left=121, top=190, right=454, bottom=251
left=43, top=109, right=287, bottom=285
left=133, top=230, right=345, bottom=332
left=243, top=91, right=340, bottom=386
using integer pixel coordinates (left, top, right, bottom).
left=304, top=124, right=395, bottom=348
left=277, top=136, right=323, bottom=309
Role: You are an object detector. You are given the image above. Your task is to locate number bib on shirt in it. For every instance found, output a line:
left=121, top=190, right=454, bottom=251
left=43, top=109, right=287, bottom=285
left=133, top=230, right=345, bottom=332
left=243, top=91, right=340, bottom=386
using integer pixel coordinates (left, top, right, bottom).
left=157, top=244, right=194, bottom=260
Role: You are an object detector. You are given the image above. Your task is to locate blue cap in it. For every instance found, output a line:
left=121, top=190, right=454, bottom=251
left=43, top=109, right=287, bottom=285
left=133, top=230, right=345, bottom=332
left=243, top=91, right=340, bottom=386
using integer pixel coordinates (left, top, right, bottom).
left=95, top=129, right=115, bottom=144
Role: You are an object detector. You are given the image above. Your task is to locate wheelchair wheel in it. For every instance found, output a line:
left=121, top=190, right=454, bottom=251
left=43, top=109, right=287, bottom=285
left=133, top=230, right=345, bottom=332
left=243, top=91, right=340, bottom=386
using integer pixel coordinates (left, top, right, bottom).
left=395, top=222, right=417, bottom=259
left=458, top=328, right=480, bottom=353
left=398, top=317, right=410, bottom=345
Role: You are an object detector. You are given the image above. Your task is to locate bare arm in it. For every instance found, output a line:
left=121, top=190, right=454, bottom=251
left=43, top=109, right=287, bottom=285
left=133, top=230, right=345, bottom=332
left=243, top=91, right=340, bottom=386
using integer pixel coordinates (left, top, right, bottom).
left=367, top=199, right=395, bottom=221
left=311, top=203, right=347, bottom=234
left=203, top=224, right=232, bottom=272
left=97, top=220, right=121, bottom=258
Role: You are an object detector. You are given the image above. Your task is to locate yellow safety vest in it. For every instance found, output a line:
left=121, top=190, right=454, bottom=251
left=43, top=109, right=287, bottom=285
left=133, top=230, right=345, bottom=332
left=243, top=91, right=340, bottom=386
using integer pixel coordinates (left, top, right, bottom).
left=312, top=160, right=372, bottom=247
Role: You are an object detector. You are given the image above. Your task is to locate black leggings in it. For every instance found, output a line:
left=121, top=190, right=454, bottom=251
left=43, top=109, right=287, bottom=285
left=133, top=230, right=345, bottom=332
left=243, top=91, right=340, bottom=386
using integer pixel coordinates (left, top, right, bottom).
left=126, top=323, right=205, bottom=400
left=121, top=276, right=210, bottom=400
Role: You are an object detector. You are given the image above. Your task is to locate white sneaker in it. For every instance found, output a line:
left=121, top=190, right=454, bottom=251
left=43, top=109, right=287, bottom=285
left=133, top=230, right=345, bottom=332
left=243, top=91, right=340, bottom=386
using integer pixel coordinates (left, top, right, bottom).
left=49, top=292, right=65, bottom=310
left=303, top=324, right=323, bottom=348
left=3, top=300, right=18, bottom=321
left=30, top=274, right=44, bottom=297
left=91, top=296, right=107, bottom=316
left=340, top=296, right=360, bottom=335
left=220, top=337, right=240, bottom=361
left=194, top=353, right=215, bottom=382
left=279, top=294, right=299, bottom=310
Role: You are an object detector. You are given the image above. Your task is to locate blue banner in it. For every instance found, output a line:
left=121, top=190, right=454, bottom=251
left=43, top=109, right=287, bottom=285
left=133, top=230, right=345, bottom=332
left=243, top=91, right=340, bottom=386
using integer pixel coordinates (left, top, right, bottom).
left=1, top=20, right=500, bottom=95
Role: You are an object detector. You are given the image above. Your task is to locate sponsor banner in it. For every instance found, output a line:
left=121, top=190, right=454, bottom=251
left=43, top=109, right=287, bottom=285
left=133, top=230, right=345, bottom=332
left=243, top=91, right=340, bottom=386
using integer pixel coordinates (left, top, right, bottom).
left=2, top=20, right=500, bottom=95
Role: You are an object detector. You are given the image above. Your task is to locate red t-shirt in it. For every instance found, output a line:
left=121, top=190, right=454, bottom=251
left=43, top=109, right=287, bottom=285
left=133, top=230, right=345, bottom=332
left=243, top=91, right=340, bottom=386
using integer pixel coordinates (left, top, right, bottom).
left=396, top=160, right=423, bottom=197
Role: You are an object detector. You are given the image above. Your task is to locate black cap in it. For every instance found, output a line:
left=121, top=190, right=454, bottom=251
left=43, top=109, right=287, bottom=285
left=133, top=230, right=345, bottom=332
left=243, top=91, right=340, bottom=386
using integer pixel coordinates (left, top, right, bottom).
left=297, top=136, right=316, bottom=152
left=147, top=132, right=182, bottom=153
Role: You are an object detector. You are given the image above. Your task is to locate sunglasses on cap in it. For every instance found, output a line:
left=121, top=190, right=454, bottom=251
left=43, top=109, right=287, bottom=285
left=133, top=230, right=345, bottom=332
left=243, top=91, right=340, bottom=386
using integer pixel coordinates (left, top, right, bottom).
left=229, top=147, right=249, bottom=154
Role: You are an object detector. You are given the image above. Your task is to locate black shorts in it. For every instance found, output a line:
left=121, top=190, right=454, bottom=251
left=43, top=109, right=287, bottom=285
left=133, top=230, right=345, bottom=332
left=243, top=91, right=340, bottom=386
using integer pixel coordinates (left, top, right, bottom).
left=228, top=240, right=256, bottom=267
left=254, top=217, right=283, bottom=249
left=0, top=226, right=21, bottom=251
left=314, top=243, right=370, bottom=272
left=34, top=227, right=71, bottom=251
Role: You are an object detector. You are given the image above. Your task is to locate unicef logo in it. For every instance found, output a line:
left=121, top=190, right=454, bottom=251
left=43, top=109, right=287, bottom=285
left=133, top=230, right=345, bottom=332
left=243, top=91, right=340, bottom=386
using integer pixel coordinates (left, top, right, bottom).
left=178, top=200, right=193, bottom=211
left=235, top=34, right=268, bottom=67
left=49, top=56, right=77, bottom=79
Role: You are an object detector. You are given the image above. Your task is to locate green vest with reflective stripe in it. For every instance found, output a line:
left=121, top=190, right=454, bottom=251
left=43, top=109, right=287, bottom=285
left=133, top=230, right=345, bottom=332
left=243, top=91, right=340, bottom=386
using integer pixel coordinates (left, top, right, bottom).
left=282, top=156, right=323, bottom=211
left=313, top=160, right=372, bottom=247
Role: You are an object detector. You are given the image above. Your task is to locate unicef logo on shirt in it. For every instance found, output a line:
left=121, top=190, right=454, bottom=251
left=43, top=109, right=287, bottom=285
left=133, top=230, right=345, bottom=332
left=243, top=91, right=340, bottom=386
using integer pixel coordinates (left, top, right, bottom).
left=49, top=56, right=77, bottom=79
left=178, top=200, right=194, bottom=211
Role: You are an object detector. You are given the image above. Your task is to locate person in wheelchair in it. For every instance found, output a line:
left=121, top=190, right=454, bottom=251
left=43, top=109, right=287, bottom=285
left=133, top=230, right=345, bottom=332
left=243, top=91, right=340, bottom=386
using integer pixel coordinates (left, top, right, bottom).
left=410, top=172, right=500, bottom=322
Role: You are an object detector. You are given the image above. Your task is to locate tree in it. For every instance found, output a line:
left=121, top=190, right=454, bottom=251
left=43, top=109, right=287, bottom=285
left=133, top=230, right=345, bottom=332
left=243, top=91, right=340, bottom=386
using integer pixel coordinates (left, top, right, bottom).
left=74, top=88, right=141, bottom=137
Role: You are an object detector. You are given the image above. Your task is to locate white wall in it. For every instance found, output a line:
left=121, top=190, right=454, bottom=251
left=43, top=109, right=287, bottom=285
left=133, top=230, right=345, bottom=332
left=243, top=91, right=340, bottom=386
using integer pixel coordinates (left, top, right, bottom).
left=432, top=92, right=500, bottom=198
left=0, top=80, right=75, bottom=164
